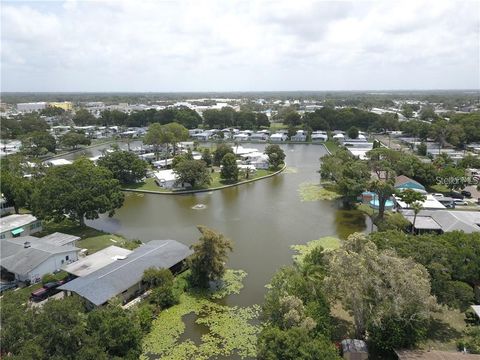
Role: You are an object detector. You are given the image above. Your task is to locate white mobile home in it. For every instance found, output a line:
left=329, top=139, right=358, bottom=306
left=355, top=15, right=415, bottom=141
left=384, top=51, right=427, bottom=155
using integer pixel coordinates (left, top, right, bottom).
left=0, top=214, right=42, bottom=239
left=0, top=235, right=80, bottom=283
left=270, top=133, right=288, bottom=142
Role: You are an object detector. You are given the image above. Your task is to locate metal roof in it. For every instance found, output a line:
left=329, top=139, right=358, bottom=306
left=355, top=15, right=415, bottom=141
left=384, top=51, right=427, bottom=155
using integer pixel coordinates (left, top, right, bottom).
left=63, top=246, right=133, bottom=277
left=59, top=240, right=193, bottom=306
left=0, top=214, right=38, bottom=233
left=40, top=232, right=80, bottom=247
left=403, top=216, right=442, bottom=230
left=402, top=210, right=480, bottom=233
left=1, top=237, right=79, bottom=276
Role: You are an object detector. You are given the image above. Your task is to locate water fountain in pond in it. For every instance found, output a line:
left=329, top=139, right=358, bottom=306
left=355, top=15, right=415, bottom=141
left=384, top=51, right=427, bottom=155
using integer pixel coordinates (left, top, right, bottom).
left=191, top=204, right=207, bottom=210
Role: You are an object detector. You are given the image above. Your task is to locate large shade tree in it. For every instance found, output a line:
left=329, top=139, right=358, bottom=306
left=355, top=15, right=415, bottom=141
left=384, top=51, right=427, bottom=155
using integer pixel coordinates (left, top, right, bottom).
left=32, top=158, right=124, bottom=226
left=144, top=123, right=166, bottom=161
left=220, top=153, right=239, bottom=182
left=173, top=159, right=211, bottom=188
left=324, top=233, right=437, bottom=350
left=0, top=155, right=34, bottom=213
left=188, top=226, right=233, bottom=288
left=265, top=144, right=286, bottom=170
left=97, top=150, right=148, bottom=185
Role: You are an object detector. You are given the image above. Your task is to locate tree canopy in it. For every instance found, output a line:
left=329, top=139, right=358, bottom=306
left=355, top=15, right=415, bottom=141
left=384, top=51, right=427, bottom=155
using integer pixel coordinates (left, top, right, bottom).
left=97, top=150, right=148, bottom=185
left=31, top=158, right=124, bottom=226
left=60, top=131, right=91, bottom=150
left=265, top=144, right=286, bottom=170
left=189, top=226, right=233, bottom=288
left=173, top=159, right=211, bottom=188
left=213, top=144, right=234, bottom=166
left=220, top=153, right=239, bottom=182
left=325, top=233, right=437, bottom=349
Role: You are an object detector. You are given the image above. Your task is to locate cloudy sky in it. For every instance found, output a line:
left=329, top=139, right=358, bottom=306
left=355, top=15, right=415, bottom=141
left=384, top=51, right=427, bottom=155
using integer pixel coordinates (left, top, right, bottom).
left=1, top=0, right=479, bottom=92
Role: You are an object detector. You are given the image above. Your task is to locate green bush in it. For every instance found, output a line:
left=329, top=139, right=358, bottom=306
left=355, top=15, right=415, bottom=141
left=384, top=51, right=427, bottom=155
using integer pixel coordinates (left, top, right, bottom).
left=41, top=273, right=57, bottom=285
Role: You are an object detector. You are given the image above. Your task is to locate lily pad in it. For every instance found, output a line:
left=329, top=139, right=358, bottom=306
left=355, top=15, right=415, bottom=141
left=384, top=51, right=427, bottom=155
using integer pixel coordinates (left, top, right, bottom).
left=298, top=182, right=340, bottom=201
left=291, top=236, right=341, bottom=265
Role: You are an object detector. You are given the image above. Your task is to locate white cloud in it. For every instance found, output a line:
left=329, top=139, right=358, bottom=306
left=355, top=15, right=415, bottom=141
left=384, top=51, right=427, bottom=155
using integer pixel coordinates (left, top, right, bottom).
left=1, top=0, right=478, bottom=91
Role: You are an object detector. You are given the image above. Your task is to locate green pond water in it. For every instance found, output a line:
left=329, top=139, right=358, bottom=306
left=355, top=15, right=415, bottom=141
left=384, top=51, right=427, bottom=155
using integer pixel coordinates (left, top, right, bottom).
left=83, top=142, right=371, bottom=358
left=86, top=142, right=370, bottom=307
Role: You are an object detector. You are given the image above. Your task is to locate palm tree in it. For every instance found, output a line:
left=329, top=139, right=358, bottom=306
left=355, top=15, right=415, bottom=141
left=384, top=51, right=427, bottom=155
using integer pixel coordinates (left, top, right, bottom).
left=410, top=202, right=423, bottom=235
left=398, top=189, right=426, bottom=234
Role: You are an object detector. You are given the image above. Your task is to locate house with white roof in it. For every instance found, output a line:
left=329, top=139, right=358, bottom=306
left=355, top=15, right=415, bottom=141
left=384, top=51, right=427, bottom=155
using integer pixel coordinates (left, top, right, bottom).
left=395, top=194, right=445, bottom=210
left=270, top=133, right=288, bottom=142
left=0, top=214, right=42, bottom=239
left=233, top=133, right=250, bottom=141
left=153, top=169, right=178, bottom=189
left=311, top=131, right=328, bottom=142
left=44, top=158, right=73, bottom=167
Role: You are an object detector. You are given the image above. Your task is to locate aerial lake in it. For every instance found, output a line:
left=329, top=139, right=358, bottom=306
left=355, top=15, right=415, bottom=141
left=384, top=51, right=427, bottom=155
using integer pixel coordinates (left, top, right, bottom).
left=83, top=142, right=371, bottom=307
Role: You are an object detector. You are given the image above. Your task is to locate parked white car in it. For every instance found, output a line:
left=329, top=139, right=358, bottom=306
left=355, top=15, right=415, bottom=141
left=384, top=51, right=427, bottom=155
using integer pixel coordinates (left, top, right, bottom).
left=453, top=199, right=468, bottom=206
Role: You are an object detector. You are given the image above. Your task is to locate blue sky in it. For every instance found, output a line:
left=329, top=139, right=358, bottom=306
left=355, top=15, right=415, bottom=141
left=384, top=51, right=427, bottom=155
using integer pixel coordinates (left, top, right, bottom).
left=1, top=0, right=479, bottom=92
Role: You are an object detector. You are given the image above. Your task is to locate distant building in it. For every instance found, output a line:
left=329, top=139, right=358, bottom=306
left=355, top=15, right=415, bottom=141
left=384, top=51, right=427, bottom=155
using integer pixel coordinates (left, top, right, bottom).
left=0, top=197, right=14, bottom=216
left=17, top=102, right=47, bottom=112
left=311, top=131, right=328, bottom=142
left=59, top=240, right=193, bottom=306
left=44, top=158, right=73, bottom=167
left=270, top=133, right=288, bottom=142
left=291, top=130, right=307, bottom=142
left=0, top=214, right=42, bottom=239
left=394, top=175, right=427, bottom=194
left=48, top=101, right=73, bottom=111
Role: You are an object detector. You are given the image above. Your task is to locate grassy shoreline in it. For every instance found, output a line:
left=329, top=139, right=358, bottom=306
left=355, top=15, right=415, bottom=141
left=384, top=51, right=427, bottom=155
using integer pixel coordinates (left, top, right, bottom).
left=124, top=165, right=286, bottom=194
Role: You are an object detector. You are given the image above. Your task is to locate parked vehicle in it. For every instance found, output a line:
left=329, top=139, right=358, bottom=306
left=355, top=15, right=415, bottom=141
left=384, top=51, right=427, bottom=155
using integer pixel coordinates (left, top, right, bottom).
left=432, top=193, right=444, bottom=198
left=450, top=192, right=464, bottom=199
left=453, top=199, right=468, bottom=206
left=0, top=282, right=18, bottom=294
left=30, top=280, right=65, bottom=302
left=461, top=190, right=472, bottom=198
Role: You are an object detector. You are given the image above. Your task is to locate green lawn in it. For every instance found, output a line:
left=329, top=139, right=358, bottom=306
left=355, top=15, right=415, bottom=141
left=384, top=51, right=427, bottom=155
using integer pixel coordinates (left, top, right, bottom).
left=125, top=169, right=277, bottom=193
left=357, top=203, right=375, bottom=216
left=324, top=140, right=341, bottom=154
left=428, top=184, right=451, bottom=194
left=37, top=219, right=137, bottom=254
left=126, top=178, right=170, bottom=192
left=269, top=123, right=288, bottom=131
left=10, top=271, right=69, bottom=302
left=421, top=307, right=468, bottom=352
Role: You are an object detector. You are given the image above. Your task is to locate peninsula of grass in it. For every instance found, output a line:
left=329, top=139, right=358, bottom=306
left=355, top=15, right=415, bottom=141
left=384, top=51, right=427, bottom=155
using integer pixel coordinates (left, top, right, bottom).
left=323, top=139, right=342, bottom=154
left=124, top=165, right=286, bottom=195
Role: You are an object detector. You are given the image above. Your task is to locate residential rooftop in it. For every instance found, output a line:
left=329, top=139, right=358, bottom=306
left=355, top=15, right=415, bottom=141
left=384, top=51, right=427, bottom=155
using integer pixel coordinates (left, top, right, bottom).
left=1, top=236, right=79, bottom=276
left=0, top=214, right=38, bottom=233
left=59, top=240, right=193, bottom=306
left=402, top=209, right=480, bottom=233
left=63, top=245, right=133, bottom=277
left=40, top=232, right=80, bottom=247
